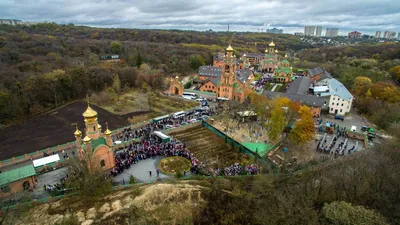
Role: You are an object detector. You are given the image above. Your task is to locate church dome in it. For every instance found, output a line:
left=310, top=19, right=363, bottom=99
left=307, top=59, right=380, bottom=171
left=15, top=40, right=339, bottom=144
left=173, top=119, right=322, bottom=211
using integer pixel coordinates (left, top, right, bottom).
left=226, top=44, right=234, bottom=51
left=83, top=105, right=97, bottom=118
left=269, top=41, right=275, bottom=47
left=275, top=49, right=279, bottom=53
left=74, top=128, right=82, bottom=137
left=265, top=49, right=268, bottom=53
left=83, top=135, right=91, bottom=142
left=104, top=128, right=112, bottom=135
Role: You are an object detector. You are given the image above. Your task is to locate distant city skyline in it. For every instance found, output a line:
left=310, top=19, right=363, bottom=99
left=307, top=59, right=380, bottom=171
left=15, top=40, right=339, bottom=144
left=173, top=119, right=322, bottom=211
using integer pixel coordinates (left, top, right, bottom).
left=1, top=0, right=399, bottom=36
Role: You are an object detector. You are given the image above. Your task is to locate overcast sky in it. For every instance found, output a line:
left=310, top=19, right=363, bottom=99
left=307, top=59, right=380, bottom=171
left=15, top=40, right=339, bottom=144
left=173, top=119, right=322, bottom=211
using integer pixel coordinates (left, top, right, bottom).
left=1, top=0, right=400, bottom=35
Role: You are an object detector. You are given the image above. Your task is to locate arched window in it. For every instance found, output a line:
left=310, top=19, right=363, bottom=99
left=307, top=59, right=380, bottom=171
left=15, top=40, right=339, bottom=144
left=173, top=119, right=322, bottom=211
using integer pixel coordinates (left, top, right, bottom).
left=93, top=126, right=96, bottom=131
left=22, top=181, right=30, bottom=191
left=100, top=160, right=106, bottom=167
left=225, top=65, right=230, bottom=72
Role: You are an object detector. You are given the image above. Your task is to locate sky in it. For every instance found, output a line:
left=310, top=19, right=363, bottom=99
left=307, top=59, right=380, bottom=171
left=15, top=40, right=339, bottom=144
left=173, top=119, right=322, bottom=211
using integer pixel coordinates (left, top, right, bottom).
left=1, top=0, right=400, bottom=35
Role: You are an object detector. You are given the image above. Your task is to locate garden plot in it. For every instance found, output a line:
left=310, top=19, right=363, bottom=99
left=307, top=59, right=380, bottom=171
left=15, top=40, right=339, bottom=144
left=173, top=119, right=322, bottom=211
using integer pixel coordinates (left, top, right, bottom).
left=169, top=125, right=252, bottom=169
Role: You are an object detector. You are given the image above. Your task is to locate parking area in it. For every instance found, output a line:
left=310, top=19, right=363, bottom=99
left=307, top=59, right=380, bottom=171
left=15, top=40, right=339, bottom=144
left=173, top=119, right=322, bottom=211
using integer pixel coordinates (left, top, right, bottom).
left=320, top=111, right=368, bottom=132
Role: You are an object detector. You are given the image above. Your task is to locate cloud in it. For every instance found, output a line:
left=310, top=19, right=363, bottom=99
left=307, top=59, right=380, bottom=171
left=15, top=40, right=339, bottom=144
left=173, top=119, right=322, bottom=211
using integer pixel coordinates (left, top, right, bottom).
left=1, top=0, right=399, bottom=35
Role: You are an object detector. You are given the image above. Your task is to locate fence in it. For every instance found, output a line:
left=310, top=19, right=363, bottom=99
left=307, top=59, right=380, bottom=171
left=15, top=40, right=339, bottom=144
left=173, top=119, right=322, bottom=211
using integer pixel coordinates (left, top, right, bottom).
left=201, top=121, right=277, bottom=173
left=0, top=106, right=201, bottom=169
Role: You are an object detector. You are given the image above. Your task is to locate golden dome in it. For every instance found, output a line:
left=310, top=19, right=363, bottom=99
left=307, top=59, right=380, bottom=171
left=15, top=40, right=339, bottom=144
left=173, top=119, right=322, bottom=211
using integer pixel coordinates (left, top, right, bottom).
left=74, top=128, right=82, bottom=137
left=269, top=41, right=275, bottom=47
left=284, top=54, right=288, bottom=58
left=175, top=75, right=179, bottom=79
left=97, top=124, right=102, bottom=129
left=265, top=49, right=268, bottom=53
left=83, top=136, right=91, bottom=142
left=82, top=105, right=97, bottom=118
left=104, top=129, right=112, bottom=135
left=226, top=44, right=234, bottom=51
left=243, top=53, right=246, bottom=57
left=275, top=49, right=279, bottom=53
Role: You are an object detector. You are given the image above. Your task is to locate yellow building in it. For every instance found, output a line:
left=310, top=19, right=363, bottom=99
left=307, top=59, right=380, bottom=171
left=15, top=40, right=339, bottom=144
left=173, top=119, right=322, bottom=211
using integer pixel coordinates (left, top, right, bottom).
left=74, top=98, right=115, bottom=170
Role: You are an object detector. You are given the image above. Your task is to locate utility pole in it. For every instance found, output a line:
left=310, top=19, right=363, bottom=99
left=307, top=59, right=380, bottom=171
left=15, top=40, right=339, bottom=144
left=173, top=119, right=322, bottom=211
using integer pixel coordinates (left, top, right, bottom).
left=228, top=24, right=230, bottom=32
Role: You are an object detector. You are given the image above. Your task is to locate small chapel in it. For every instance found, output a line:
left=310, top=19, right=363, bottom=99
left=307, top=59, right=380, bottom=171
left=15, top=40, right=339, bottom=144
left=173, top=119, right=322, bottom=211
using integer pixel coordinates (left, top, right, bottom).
left=73, top=99, right=115, bottom=170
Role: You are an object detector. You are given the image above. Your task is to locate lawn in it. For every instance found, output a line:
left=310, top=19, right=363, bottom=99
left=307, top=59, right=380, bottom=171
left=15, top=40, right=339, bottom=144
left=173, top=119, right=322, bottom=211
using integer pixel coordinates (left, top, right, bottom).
left=96, top=90, right=198, bottom=124
left=158, top=156, right=192, bottom=175
left=264, top=83, right=274, bottom=91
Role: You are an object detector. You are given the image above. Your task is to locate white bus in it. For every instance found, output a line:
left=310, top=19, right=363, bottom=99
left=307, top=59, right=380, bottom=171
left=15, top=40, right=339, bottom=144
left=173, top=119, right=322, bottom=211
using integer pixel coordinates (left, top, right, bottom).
left=173, top=111, right=185, bottom=119
left=182, top=92, right=197, bottom=99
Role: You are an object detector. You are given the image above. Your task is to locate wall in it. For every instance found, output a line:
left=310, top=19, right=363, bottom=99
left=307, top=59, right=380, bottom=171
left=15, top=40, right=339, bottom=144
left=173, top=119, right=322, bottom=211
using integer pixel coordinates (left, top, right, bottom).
left=0, top=176, right=36, bottom=198
left=199, top=81, right=217, bottom=93
left=328, top=95, right=352, bottom=115
left=93, top=145, right=115, bottom=170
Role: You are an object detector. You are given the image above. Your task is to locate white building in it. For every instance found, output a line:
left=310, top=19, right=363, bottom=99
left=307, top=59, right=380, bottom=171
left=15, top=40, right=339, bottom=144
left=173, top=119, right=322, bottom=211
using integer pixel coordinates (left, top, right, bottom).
left=314, top=78, right=353, bottom=115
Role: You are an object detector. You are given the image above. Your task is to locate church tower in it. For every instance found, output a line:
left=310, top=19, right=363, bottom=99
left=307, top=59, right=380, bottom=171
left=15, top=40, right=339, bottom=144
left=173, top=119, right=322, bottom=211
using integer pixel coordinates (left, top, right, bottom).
left=268, top=41, right=275, bottom=54
left=83, top=96, right=100, bottom=140
left=222, top=44, right=236, bottom=85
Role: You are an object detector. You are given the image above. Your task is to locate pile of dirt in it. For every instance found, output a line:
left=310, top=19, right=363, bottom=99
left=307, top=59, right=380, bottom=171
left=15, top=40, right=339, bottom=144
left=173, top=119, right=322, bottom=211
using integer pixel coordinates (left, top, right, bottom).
left=4, top=181, right=208, bottom=225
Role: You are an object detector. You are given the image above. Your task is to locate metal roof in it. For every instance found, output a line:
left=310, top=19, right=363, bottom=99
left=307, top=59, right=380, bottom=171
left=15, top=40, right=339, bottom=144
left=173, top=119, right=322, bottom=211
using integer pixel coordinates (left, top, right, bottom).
left=198, top=66, right=222, bottom=77
left=319, top=78, right=353, bottom=100
left=236, top=69, right=252, bottom=83
left=286, top=77, right=312, bottom=95
left=308, top=67, right=324, bottom=77
left=0, top=165, right=36, bottom=186
left=263, top=91, right=325, bottom=107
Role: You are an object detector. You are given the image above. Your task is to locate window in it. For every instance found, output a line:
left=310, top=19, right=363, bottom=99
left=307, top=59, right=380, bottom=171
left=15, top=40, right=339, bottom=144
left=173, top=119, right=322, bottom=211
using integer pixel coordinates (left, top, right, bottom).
left=93, top=126, right=96, bottom=131
left=100, top=160, right=106, bottom=167
left=338, top=98, right=340, bottom=101
left=1, top=185, right=10, bottom=193
left=331, top=108, right=333, bottom=111
left=337, top=103, right=339, bottom=106
left=333, top=98, right=335, bottom=100
left=340, top=109, right=342, bottom=112
left=332, top=102, right=334, bottom=105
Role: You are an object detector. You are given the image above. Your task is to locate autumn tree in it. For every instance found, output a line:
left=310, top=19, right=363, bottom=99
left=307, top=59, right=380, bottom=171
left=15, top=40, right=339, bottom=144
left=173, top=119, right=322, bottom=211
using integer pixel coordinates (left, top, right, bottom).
left=389, top=65, right=400, bottom=82
left=289, top=105, right=315, bottom=145
left=322, top=201, right=389, bottom=225
left=190, top=54, right=206, bottom=70
left=110, top=41, right=122, bottom=54
left=112, top=74, right=121, bottom=94
left=352, top=76, right=372, bottom=97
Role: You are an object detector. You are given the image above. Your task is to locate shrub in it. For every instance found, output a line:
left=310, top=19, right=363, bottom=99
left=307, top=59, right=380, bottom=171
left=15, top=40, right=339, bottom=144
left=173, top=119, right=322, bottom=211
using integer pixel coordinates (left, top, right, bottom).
left=129, top=175, right=136, bottom=184
left=175, top=170, right=184, bottom=179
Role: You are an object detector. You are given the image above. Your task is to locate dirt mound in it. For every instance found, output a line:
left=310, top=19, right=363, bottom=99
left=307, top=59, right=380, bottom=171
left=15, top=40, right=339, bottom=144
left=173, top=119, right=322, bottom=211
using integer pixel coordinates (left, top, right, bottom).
left=0, top=101, right=149, bottom=160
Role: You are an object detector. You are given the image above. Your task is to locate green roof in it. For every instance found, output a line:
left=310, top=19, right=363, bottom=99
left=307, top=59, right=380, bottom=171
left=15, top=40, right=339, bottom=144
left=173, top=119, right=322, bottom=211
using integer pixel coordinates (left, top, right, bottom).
left=233, top=82, right=239, bottom=88
left=0, top=165, right=36, bottom=186
left=242, top=142, right=274, bottom=157
left=266, top=54, right=275, bottom=59
left=281, top=59, right=290, bottom=64
left=91, top=138, right=107, bottom=150
left=275, top=66, right=291, bottom=75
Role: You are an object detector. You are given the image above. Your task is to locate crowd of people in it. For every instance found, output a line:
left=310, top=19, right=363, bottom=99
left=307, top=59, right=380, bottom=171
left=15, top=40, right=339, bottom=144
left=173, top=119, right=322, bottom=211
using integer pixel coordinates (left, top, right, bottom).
left=44, top=174, right=68, bottom=193
left=109, top=106, right=261, bottom=179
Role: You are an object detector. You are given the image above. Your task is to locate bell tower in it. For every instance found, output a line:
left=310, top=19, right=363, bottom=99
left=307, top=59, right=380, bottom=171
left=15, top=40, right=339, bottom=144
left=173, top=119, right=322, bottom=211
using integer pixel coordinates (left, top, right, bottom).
left=268, top=41, right=275, bottom=54
left=83, top=95, right=100, bottom=140
left=222, top=44, right=236, bottom=85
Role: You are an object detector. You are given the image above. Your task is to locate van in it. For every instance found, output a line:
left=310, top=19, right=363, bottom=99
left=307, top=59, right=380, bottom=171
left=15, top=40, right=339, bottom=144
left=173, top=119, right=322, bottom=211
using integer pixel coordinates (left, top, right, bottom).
left=173, top=111, right=185, bottom=119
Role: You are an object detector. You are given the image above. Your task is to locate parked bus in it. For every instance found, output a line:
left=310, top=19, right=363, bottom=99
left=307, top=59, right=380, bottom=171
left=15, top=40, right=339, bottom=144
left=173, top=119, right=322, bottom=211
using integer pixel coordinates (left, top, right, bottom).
left=173, top=111, right=185, bottom=119
left=217, top=97, right=229, bottom=102
left=153, top=131, right=171, bottom=143
left=182, top=92, right=197, bottom=99
left=152, top=114, right=169, bottom=124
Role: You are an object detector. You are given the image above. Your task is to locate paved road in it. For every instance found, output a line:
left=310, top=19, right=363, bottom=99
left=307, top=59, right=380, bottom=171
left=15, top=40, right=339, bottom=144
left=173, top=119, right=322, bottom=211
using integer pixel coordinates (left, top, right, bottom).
left=113, top=157, right=171, bottom=184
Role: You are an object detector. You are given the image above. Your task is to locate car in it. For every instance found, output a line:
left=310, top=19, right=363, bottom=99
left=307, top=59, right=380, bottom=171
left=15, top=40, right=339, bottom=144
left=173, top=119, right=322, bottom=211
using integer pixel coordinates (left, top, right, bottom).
left=188, top=118, right=197, bottom=123
left=195, top=98, right=204, bottom=102
left=334, top=115, right=344, bottom=121
left=181, top=121, right=188, bottom=125
left=165, top=125, right=173, bottom=129
left=361, top=126, right=369, bottom=132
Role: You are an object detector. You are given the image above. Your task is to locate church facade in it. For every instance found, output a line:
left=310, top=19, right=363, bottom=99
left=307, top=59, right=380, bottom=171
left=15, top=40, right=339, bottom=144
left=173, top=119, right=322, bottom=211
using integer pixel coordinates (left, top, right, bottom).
left=74, top=101, right=115, bottom=170
left=198, top=45, right=254, bottom=102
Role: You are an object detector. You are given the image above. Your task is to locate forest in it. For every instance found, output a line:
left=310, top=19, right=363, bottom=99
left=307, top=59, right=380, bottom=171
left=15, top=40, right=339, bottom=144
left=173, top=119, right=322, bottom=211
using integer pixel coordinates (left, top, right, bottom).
left=1, top=22, right=400, bottom=129
left=0, top=23, right=305, bottom=125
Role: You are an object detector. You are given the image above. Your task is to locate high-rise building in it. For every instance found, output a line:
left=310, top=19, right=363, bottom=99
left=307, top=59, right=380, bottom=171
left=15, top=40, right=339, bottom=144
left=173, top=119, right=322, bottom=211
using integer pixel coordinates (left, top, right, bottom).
left=348, top=31, right=361, bottom=39
left=266, top=28, right=283, bottom=34
left=326, top=28, right=339, bottom=37
left=294, top=32, right=304, bottom=36
left=383, top=31, right=396, bottom=39
left=315, top=26, right=322, bottom=37
left=375, top=31, right=381, bottom=38
left=398, top=33, right=400, bottom=40
left=304, top=26, right=316, bottom=36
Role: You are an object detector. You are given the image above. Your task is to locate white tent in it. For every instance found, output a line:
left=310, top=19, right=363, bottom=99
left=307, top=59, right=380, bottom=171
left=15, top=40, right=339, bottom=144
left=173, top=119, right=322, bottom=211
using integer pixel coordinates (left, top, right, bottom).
left=33, top=154, right=60, bottom=168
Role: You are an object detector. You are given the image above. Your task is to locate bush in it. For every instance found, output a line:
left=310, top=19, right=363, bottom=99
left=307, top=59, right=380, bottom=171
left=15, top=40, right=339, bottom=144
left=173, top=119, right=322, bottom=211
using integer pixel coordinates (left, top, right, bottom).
left=129, top=175, right=136, bottom=184
left=175, top=170, right=184, bottom=179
